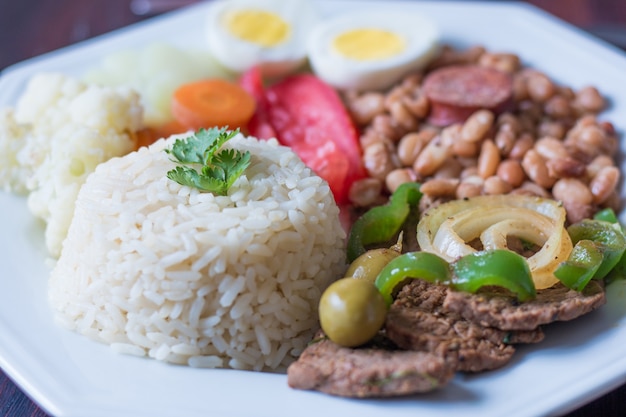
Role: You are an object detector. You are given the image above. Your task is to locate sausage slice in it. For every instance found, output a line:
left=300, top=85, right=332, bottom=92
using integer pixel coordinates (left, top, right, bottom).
left=423, top=64, right=514, bottom=126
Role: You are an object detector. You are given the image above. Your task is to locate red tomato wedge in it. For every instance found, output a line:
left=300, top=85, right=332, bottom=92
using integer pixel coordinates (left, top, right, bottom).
left=240, top=68, right=366, bottom=205
left=238, top=67, right=277, bottom=140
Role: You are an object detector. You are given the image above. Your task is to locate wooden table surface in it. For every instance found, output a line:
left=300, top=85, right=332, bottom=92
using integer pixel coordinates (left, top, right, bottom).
left=1, top=0, right=626, bottom=416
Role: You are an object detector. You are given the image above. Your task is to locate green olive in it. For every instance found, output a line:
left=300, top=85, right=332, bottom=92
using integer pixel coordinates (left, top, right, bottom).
left=345, top=247, right=401, bottom=283
left=318, top=277, right=388, bottom=347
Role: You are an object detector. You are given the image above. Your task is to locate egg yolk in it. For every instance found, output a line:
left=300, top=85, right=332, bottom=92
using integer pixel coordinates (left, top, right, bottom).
left=333, top=28, right=406, bottom=61
left=225, top=9, right=290, bottom=47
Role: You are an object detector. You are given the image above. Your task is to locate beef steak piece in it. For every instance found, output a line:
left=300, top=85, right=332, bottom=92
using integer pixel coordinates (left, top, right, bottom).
left=443, top=280, right=606, bottom=331
left=385, top=280, right=544, bottom=372
left=287, top=331, right=455, bottom=398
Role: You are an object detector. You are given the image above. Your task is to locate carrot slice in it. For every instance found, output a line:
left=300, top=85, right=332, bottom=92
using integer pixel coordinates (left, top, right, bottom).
left=171, top=79, right=256, bottom=131
left=135, top=120, right=188, bottom=149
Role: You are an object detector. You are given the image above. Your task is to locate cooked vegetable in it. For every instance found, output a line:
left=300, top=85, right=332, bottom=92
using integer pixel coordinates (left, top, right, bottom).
left=451, top=249, right=536, bottom=301
left=171, top=79, right=256, bottom=131
left=347, top=182, right=422, bottom=262
left=319, top=277, right=387, bottom=347
left=594, top=207, right=620, bottom=224
left=375, top=251, right=451, bottom=306
left=374, top=249, right=535, bottom=306
left=165, top=127, right=250, bottom=195
left=238, top=66, right=277, bottom=139
left=135, top=120, right=187, bottom=149
left=417, top=195, right=572, bottom=289
left=82, top=43, right=234, bottom=126
left=555, top=219, right=626, bottom=290
left=593, top=208, right=626, bottom=282
left=553, top=240, right=604, bottom=291
left=240, top=68, right=366, bottom=205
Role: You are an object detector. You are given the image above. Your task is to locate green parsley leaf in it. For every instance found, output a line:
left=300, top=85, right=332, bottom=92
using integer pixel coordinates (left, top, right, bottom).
left=165, top=127, right=250, bottom=195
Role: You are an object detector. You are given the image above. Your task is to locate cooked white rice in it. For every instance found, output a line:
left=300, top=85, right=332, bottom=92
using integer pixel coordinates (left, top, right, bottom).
left=48, top=133, right=347, bottom=371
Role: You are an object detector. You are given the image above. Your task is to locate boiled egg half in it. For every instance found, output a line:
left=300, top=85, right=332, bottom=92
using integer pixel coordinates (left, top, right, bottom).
left=205, top=0, right=319, bottom=77
left=307, top=10, right=440, bottom=91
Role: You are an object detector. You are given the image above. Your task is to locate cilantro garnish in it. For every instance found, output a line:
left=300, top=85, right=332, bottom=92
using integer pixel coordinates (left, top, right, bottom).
left=165, top=127, right=250, bottom=195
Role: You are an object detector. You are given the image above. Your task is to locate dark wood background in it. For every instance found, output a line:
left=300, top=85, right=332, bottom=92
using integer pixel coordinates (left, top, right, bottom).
left=1, top=0, right=625, bottom=416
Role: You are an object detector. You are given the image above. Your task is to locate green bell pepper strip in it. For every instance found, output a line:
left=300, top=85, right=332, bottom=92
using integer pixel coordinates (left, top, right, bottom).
left=553, top=240, right=603, bottom=291
left=374, top=249, right=536, bottom=306
left=451, top=250, right=536, bottom=302
left=347, top=182, right=422, bottom=263
left=569, top=220, right=625, bottom=278
left=594, top=207, right=619, bottom=224
left=593, top=208, right=626, bottom=283
left=374, top=251, right=451, bottom=306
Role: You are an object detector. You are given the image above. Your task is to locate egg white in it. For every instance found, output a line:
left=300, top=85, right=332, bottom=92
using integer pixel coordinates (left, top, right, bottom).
left=307, top=10, right=441, bottom=91
left=205, top=0, right=320, bottom=77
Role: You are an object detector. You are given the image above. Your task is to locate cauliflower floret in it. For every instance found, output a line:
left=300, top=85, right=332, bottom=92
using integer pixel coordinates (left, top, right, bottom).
left=14, top=73, right=86, bottom=128
left=1, top=72, right=143, bottom=257
left=0, top=108, right=31, bottom=193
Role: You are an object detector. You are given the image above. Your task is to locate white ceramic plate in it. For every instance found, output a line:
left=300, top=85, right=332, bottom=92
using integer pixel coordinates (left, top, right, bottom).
left=2, top=1, right=626, bottom=416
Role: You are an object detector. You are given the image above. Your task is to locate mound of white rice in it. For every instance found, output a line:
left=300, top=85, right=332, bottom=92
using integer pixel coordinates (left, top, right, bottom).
left=48, top=133, right=347, bottom=371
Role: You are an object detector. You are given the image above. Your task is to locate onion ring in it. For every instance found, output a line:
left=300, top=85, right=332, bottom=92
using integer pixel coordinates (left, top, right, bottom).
left=417, top=195, right=572, bottom=289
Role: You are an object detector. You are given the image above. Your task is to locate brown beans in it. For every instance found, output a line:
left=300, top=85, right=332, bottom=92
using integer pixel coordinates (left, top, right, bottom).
left=434, top=158, right=464, bottom=179
left=497, top=159, right=525, bottom=187
left=349, top=178, right=384, bottom=207
left=402, top=94, right=430, bottom=119
left=484, top=176, right=513, bottom=195
left=586, top=155, right=614, bottom=178
left=509, top=133, right=534, bottom=160
left=385, top=169, right=416, bottom=194
left=388, top=100, right=418, bottom=131
left=348, top=44, right=618, bottom=222
left=522, top=149, right=556, bottom=188
left=397, top=132, right=426, bottom=166
left=456, top=176, right=484, bottom=199
left=451, top=139, right=480, bottom=158
left=400, top=129, right=437, bottom=166
left=419, top=178, right=459, bottom=197
left=371, top=114, right=401, bottom=141
left=363, top=142, right=396, bottom=180
left=495, top=128, right=516, bottom=156
left=526, top=72, right=556, bottom=103
left=543, top=95, right=571, bottom=119
left=461, top=110, right=494, bottom=143
left=534, top=136, right=569, bottom=160
left=413, top=138, right=449, bottom=177
left=589, top=166, right=619, bottom=204
left=347, top=92, right=385, bottom=125
left=477, top=139, right=500, bottom=178
left=574, top=125, right=606, bottom=157
left=575, top=86, right=606, bottom=114
left=537, top=120, right=566, bottom=139
left=478, top=52, right=521, bottom=73
left=552, top=178, right=593, bottom=206
left=546, top=157, right=586, bottom=178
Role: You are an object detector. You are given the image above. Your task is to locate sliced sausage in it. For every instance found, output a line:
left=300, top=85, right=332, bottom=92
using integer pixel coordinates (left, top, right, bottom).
left=423, top=64, right=514, bottom=126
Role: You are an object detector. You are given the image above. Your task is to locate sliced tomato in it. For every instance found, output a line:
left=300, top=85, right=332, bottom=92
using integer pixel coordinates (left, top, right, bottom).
left=240, top=69, right=366, bottom=205
left=238, top=66, right=277, bottom=140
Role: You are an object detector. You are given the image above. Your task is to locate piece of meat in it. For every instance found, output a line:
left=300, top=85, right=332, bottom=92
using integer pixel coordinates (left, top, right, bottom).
left=443, top=280, right=606, bottom=331
left=385, top=280, right=544, bottom=372
left=287, top=331, right=455, bottom=398
left=423, top=64, right=514, bottom=126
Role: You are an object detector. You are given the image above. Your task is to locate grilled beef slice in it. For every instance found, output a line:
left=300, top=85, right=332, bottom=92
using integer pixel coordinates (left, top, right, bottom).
left=443, top=280, right=606, bottom=331
left=287, top=331, right=455, bottom=398
left=288, top=278, right=606, bottom=397
left=385, top=280, right=544, bottom=372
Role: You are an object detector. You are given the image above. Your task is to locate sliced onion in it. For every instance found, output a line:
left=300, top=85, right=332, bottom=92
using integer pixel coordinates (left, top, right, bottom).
left=417, top=195, right=572, bottom=289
